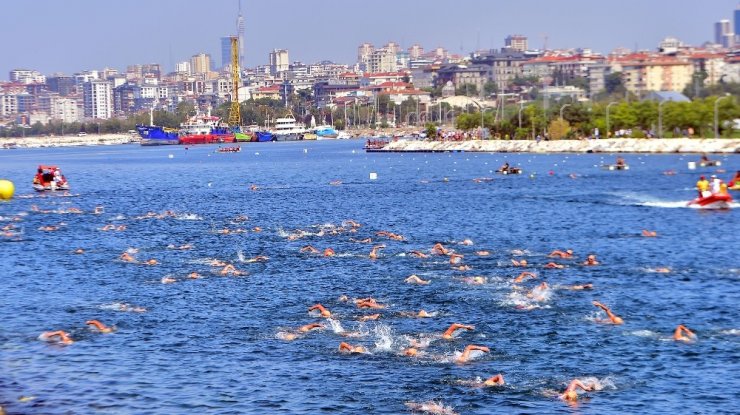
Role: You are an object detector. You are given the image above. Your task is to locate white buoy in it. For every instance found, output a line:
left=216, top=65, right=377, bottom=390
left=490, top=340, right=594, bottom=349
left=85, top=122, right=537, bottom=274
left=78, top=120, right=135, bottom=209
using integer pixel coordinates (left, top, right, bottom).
left=304, top=148, right=308, bottom=153
left=687, top=162, right=696, bottom=170
left=255, top=152, right=260, bottom=155
left=369, top=172, right=378, bottom=180
left=168, top=154, right=174, bottom=159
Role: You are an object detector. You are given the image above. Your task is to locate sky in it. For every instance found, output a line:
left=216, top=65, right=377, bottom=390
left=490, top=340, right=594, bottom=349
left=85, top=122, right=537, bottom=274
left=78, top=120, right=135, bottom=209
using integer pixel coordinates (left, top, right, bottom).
left=2, top=0, right=738, bottom=78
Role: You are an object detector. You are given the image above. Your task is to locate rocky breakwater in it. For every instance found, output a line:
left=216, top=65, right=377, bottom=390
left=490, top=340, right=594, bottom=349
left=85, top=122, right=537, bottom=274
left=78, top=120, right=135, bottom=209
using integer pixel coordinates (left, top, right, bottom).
left=0, top=134, right=137, bottom=149
left=377, top=138, right=740, bottom=154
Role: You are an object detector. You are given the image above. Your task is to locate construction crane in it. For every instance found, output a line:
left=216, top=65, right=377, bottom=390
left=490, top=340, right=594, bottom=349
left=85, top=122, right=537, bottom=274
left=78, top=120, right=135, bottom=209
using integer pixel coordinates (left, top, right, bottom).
left=228, top=36, right=241, bottom=127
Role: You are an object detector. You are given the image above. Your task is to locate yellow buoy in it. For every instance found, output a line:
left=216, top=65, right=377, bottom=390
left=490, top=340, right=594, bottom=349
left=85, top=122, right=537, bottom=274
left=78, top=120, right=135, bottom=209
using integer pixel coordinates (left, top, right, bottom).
left=0, top=179, right=14, bottom=200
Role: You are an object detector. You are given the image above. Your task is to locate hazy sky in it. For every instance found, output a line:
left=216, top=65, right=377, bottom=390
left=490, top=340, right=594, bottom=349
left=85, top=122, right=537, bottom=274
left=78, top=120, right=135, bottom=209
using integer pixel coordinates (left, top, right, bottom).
left=2, top=0, right=737, bottom=77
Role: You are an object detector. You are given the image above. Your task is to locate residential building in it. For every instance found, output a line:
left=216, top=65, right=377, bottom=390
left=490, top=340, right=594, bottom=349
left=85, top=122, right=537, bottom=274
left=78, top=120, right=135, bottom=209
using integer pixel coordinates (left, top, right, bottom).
left=541, top=85, right=586, bottom=101
left=471, top=49, right=529, bottom=92
left=434, top=64, right=490, bottom=94
left=191, top=53, right=212, bottom=75
left=384, top=42, right=401, bottom=55
left=505, top=35, right=528, bottom=52
left=617, top=56, right=694, bottom=94
left=357, top=43, right=374, bottom=71
left=687, top=52, right=726, bottom=85
left=588, top=64, right=611, bottom=96
left=46, top=75, right=76, bottom=96
left=9, top=69, right=45, bottom=84
left=368, top=49, right=396, bottom=73
left=408, top=44, right=424, bottom=60
left=175, top=61, right=191, bottom=75
left=0, top=94, right=17, bottom=117
left=83, top=80, right=113, bottom=119
left=313, top=81, right=360, bottom=108
left=269, top=49, right=290, bottom=75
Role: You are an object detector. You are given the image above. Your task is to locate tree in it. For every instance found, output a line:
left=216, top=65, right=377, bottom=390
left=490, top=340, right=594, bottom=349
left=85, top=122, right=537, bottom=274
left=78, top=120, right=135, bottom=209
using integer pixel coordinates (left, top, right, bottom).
left=455, top=83, right=478, bottom=96
left=483, top=81, right=498, bottom=96
left=425, top=123, right=437, bottom=139
left=548, top=119, right=570, bottom=140
left=604, top=72, right=626, bottom=95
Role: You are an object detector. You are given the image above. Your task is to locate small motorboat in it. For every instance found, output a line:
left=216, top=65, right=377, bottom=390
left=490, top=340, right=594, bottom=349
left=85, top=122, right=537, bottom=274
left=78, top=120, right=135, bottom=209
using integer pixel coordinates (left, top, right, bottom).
left=497, top=167, right=523, bottom=175
left=216, top=146, right=241, bottom=153
left=687, top=192, right=733, bottom=209
left=729, top=183, right=740, bottom=191
left=33, top=165, right=70, bottom=192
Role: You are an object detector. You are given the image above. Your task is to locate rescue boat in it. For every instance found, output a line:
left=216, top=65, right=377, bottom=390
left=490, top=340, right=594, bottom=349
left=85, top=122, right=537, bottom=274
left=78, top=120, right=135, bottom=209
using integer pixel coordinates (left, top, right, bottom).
left=32, top=165, right=70, bottom=192
left=687, top=192, right=733, bottom=209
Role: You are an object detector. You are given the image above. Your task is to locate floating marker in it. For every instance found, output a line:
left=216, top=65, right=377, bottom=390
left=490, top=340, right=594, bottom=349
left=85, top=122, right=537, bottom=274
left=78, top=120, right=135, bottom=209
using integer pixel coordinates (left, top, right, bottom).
left=687, top=162, right=696, bottom=170
left=0, top=179, right=15, bottom=200
left=168, top=154, right=174, bottom=159
left=369, top=172, right=378, bottom=180
left=255, top=152, right=260, bottom=155
left=304, top=148, right=308, bottom=153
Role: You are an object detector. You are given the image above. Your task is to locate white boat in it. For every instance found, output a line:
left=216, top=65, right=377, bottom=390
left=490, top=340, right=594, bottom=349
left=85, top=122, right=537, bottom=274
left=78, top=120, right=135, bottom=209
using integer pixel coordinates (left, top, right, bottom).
left=337, top=131, right=352, bottom=139
left=271, top=113, right=308, bottom=141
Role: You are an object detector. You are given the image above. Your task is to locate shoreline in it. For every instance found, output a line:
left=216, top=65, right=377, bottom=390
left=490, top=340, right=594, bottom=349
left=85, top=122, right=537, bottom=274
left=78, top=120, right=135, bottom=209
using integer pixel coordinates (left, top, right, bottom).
left=370, top=138, right=740, bottom=154
left=0, top=134, right=137, bottom=149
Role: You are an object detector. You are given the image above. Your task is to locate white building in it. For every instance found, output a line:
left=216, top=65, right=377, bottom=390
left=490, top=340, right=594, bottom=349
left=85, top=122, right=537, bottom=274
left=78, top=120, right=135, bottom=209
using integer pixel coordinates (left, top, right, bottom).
left=0, top=94, right=17, bottom=116
left=9, top=69, right=46, bottom=84
left=175, top=61, right=191, bottom=74
left=83, top=80, right=113, bottom=119
left=269, top=49, right=290, bottom=75
left=368, top=49, right=397, bottom=73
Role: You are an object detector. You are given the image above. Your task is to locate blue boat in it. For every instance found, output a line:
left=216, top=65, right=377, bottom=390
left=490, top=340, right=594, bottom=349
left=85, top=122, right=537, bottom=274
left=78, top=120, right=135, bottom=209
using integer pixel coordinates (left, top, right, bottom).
left=136, top=125, right=179, bottom=146
left=256, top=131, right=274, bottom=142
left=314, top=125, right=339, bottom=139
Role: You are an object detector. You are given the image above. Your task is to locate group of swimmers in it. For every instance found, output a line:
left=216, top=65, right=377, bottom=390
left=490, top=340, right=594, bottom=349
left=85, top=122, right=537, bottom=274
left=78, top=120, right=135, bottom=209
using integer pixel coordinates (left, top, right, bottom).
left=13, top=197, right=707, bottom=414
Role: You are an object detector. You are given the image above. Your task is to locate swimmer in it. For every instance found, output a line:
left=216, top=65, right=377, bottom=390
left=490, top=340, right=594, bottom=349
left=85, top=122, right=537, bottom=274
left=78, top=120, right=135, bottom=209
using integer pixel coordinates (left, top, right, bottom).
left=73, top=248, right=85, bottom=254
left=475, top=250, right=490, bottom=256
left=456, top=344, right=489, bottom=363
left=39, top=330, right=73, bottom=345
left=144, top=259, right=159, bottom=266
left=323, top=248, right=335, bottom=257
left=461, top=276, right=487, bottom=285
left=300, top=245, right=319, bottom=254
left=511, top=259, right=528, bottom=267
left=94, top=206, right=104, bottom=214
left=583, top=254, right=599, bottom=266
left=514, top=271, right=537, bottom=283
left=565, top=283, right=593, bottom=291
left=405, top=274, right=431, bottom=285
left=350, top=237, right=373, bottom=244
left=402, top=347, right=419, bottom=357
left=592, top=301, right=624, bottom=325
left=358, top=314, right=381, bottom=322
left=369, top=245, right=385, bottom=259
left=187, top=272, right=201, bottom=279
left=432, top=243, right=450, bottom=256
left=100, top=224, right=116, bottom=231
left=298, top=323, right=325, bottom=333
left=343, top=219, right=362, bottom=228
left=220, top=264, right=245, bottom=276
left=116, top=225, right=126, bottom=231
left=161, top=276, right=176, bottom=284
left=356, top=298, right=386, bottom=309
left=308, top=303, right=332, bottom=318
left=252, top=226, right=262, bottom=232
left=449, top=253, right=464, bottom=265
left=544, top=262, right=565, bottom=269
left=654, top=267, right=671, bottom=273
left=38, top=225, right=59, bottom=231
left=119, top=252, right=136, bottom=262
left=117, top=303, right=147, bottom=313
left=527, top=282, right=550, bottom=301
left=442, top=323, right=475, bottom=340
left=642, top=229, right=657, bottom=237
left=460, top=239, right=473, bottom=246
left=329, top=180, right=342, bottom=186
left=405, top=401, right=458, bottom=415
left=409, top=250, right=429, bottom=258
left=453, top=265, right=472, bottom=271
left=400, top=309, right=433, bottom=318
left=85, top=320, right=114, bottom=333
left=673, top=324, right=697, bottom=342
left=560, top=379, right=593, bottom=402
left=548, top=249, right=574, bottom=259
left=338, top=342, right=367, bottom=354
left=484, top=374, right=505, bottom=386
left=208, top=259, right=228, bottom=267
left=244, top=255, right=269, bottom=263
left=249, top=184, right=259, bottom=191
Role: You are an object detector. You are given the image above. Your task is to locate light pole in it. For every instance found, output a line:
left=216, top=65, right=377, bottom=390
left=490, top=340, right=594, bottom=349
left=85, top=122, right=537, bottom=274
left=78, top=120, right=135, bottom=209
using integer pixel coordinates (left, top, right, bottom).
left=518, top=99, right=524, bottom=129
left=658, top=100, right=667, bottom=139
left=559, top=104, right=571, bottom=121
left=445, top=110, right=455, bottom=126
left=605, top=101, right=617, bottom=139
left=714, top=95, right=730, bottom=138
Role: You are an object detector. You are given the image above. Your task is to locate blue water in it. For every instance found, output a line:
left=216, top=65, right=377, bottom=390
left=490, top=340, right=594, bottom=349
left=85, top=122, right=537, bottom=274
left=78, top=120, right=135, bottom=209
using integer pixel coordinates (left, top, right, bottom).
left=1, top=141, right=738, bottom=414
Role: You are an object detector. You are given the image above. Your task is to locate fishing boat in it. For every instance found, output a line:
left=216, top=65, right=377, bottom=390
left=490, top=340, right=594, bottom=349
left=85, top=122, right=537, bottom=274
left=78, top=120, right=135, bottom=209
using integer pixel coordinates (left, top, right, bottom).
left=33, top=165, right=70, bottom=192
left=364, top=139, right=389, bottom=150
left=314, top=125, right=339, bottom=139
left=271, top=113, right=308, bottom=141
left=687, top=192, right=733, bottom=209
left=178, top=114, right=235, bottom=145
left=601, top=164, right=629, bottom=171
left=256, top=131, right=274, bottom=142
left=216, top=146, right=241, bottom=153
left=136, top=125, right=179, bottom=146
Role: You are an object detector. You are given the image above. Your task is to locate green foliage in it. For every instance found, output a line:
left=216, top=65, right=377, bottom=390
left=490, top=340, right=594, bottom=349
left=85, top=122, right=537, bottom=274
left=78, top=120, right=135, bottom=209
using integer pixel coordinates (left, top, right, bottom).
left=604, top=72, right=626, bottom=95
left=483, top=81, right=498, bottom=96
left=425, top=123, right=438, bottom=139
left=548, top=119, right=570, bottom=140
left=455, top=83, right=478, bottom=96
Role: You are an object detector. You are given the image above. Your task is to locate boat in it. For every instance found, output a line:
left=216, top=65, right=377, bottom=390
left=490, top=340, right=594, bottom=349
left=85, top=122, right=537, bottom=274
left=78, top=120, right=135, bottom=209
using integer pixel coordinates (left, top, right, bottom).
left=314, top=125, right=339, bottom=139
left=303, top=132, right=318, bottom=140
left=687, top=191, right=733, bottom=209
left=256, top=131, right=274, bottom=142
left=337, top=131, right=352, bottom=139
left=602, top=164, right=629, bottom=171
left=136, top=125, right=179, bottom=146
left=33, top=165, right=69, bottom=192
left=729, top=184, right=740, bottom=191
left=234, top=131, right=254, bottom=142
left=497, top=167, right=523, bottom=175
left=178, top=115, right=235, bottom=145
left=272, top=113, right=308, bottom=141
left=216, top=146, right=241, bottom=153
left=364, top=139, right=389, bottom=150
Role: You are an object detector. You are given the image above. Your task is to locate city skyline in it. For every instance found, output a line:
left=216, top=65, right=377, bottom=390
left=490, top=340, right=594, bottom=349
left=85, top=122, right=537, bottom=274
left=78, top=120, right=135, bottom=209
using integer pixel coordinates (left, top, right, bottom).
left=1, top=0, right=738, bottom=77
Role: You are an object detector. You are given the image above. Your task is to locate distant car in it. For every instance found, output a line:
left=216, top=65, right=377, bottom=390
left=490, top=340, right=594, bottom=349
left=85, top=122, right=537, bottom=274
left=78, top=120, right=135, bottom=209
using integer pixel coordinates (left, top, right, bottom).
left=77, top=132, right=87, bottom=137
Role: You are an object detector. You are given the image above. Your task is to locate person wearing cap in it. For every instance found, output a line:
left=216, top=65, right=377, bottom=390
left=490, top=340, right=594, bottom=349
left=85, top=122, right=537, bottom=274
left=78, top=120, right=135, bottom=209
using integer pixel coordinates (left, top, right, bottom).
left=696, top=176, right=709, bottom=197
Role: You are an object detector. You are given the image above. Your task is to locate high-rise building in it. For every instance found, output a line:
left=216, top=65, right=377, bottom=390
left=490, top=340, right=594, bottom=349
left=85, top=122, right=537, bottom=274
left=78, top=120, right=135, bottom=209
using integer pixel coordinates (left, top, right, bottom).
left=221, top=37, right=232, bottom=68
left=715, top=19, right=733, bottom=47
left=237, top=0, right=245, bottom=68
left=358, top=43, right=375, bottom=71
left=408, top=44, right=424, bottom=60
left=175, top=61, right=191, bottom=74
left=505, top=35, right=528, bottom=52
left=735, top=7, right=740, bottom=39
left=46, top=75, right=76, bottom=96
left=9, top=69, right=45, bottom=84
left=191, top=53, right=212, bottom=75
left=269, top=49, right=289, bottom=75
left=384, top=42, right=401, bottom=55
left=368, top=49, right=396, bottom=73
left=83, top=80, right=113, bottom=119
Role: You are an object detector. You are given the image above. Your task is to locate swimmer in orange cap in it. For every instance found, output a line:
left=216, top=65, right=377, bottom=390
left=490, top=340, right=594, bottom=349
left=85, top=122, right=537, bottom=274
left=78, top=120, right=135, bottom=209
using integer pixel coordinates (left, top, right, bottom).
left=339, top=342, right=367, bottom=354
left=39, top=330, right=73, bottom=345
left=484, top=374, right=505, bottom=386
left=456, top=344, right=489, bottom=363
left=323, top=247, right=335, bottom=257
left=442, top=323, right=475, bottom=340
left=308, top=303, right=332, bottom=318
left=592, top=301, right=624, bottom=324
left=642, top=230, right=657, bottom=237
left=369, top=245, right=385, bottom=259
left=86, top=320, right=114, bottom=333
left=560, top=379, right=593, bottom=401
left=673, top=324, right=696, bottom=342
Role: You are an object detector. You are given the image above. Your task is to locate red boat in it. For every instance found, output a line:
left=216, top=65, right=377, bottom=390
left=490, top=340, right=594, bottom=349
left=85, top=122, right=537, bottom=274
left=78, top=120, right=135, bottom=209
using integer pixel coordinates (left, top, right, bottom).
left=687, top=192, right=733, bottom=209
left=179, top=133, right=235, bottom=145
left=177, top=114, right=235, bottom=145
